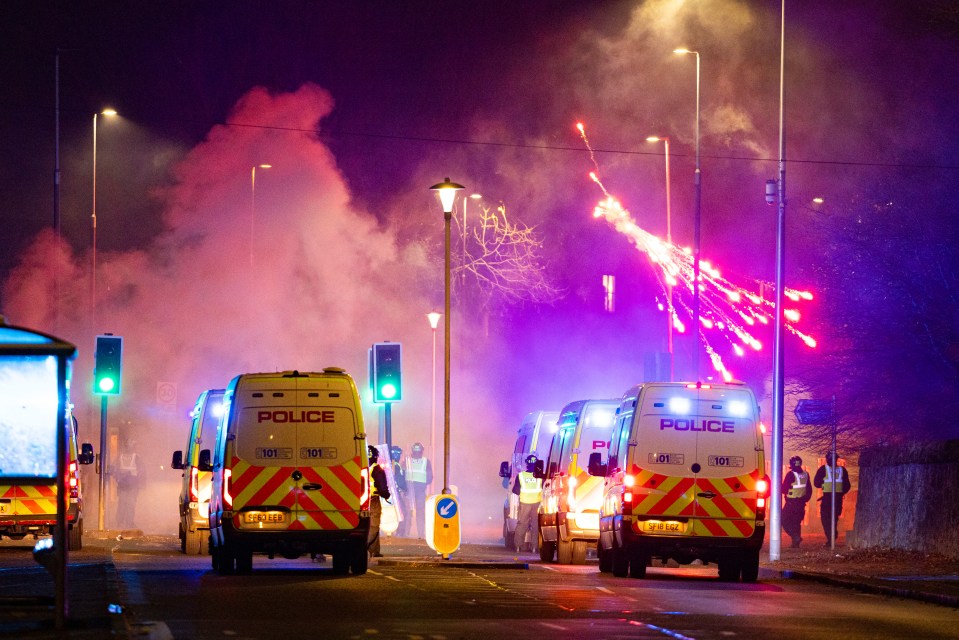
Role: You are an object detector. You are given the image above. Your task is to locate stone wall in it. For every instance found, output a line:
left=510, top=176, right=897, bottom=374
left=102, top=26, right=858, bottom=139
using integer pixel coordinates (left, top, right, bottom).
left=854, top=440, right=959, bottom=559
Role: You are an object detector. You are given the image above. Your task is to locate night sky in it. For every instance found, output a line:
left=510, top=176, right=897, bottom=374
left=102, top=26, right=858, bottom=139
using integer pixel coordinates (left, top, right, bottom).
left=1, top=1, right=957, bottom=535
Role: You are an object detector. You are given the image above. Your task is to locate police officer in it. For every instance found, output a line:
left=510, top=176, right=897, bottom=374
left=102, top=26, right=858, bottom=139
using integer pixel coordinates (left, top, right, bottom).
left=814, top=452, right=851, bottom=547
left=405, top=442, right=433, bottom=538
left=367, top=446, right=391, bottom=558
left=390, top=446, right=410, bottom=537
left=781, top=456, right=812, bottom=548
left=511, top=454, right=543, bottom=553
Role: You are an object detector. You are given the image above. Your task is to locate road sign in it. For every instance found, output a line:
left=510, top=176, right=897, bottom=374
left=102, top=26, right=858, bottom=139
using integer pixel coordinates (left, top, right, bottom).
left=425, top=493, right=460, bottom=558
left=795, top=398, right=834, bottom=425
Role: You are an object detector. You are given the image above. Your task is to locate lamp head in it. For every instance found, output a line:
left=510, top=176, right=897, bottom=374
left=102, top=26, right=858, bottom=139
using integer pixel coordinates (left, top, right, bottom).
left=430, top=177, right=465, bottom=214
left=427, top=312, right=441, bottom=329
left=101, top=108, right=118, bottom=117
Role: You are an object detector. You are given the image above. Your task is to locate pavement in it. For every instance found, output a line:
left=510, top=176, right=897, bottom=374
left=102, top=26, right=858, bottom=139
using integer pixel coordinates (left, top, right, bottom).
left=0, top=530, right=956, bottom=638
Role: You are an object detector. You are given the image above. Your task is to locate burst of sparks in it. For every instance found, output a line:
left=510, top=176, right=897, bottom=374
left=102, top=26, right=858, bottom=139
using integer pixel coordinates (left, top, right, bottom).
left=577, top=122, right=817, bottom=381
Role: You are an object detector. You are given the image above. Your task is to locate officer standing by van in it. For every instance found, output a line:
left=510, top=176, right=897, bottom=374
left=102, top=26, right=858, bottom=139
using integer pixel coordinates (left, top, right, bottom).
left=814, top=452, right=851, bottom=547
left=780, top=456, right=812, bottom=548
left=405, top=442, right=433, bottom=538
left=115, top=434, right=140, bottom=531
left=512, top=455, right=543, bottom=553
left=367, top=446, right=391, bottom=558
left=389, top=446, right=409, bottom=537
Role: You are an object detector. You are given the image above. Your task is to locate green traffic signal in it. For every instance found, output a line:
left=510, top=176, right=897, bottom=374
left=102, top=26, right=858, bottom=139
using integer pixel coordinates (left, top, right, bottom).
left=372, top=342, right=401, bottom=403
left=94, top=335, right=123, bottom=396
left=380, top=383, right=397, bottom=400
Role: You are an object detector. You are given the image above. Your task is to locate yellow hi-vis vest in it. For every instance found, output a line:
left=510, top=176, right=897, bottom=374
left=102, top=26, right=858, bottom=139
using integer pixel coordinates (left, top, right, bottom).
left=406, top=457, right=429, bottom=483
left=518, top=471, right=542, bottom=504
left=822, top=465, right=844, bottom=493
left=786, top=470, right=809, bottom=499
left=370, top=463, right=383, bottom=498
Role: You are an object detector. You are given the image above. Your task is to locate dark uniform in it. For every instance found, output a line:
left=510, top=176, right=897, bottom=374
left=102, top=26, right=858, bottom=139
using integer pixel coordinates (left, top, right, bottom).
left=813, top=453, right=851, bottom=546
left=367, top=446, right=391, bottom=557
left=780, top=456, right=812, bottom=548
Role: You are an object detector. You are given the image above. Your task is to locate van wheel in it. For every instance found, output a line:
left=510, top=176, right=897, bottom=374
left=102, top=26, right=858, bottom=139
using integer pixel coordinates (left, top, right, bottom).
left=235, top=549, right=253, bottom=574
left=332, top=550, right=351, bottom=575
left=68, top=520, right=83, bottom=551
left=215, top=547, right=236, bottom=575
left=538, top=531, right=555, bottom=562
left=557, top=537, right=573, bottom=564
left=572, top=540, right=587, bottom=565
left=179, top=523, right=186, bottom=553
left=598, top=541, right=612, bottom=573
left=629, top=550, right=648, bottom=578
left=185, top=529, right=204, bottom=555
left=717, top=553, right=742, bottom=582
left=740, top=549, right=760, bottom=583
left=351, top=542, right=368, bottom=575
left=612, top=541, right=630, bottom=578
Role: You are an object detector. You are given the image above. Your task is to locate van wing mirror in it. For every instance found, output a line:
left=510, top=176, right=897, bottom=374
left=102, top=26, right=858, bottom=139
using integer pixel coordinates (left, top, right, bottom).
left=587, top=451, right=607, bottom=477
left=498, top=461, right=510, bottom=478
left=78, top=443, right=95, bottom=465
left=198, top=449, right=213, bottom=472
left=171, top=450, right=184, bottom=470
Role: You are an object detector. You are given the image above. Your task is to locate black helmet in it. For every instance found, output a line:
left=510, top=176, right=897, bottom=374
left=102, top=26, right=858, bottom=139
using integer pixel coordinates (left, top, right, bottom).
left=368, top=445, right=379, bottom=463
left=390, top=445, right=402, bottom=461
left=525, top=454, right=538, bottom=467
left=789, top=456, right=802, bottom=468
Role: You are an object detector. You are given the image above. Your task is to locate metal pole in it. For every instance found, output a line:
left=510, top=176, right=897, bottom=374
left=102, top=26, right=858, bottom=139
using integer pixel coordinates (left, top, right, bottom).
left=692, top=51, right=702, bottom=382
left=92, top=114, right=98, bottom=333
left=55, top=359, right=68, bottom=629
left=430, top=326, right=437, bottom=467
left=665, top=138, right=674, bottom=381
left=385, top=403, right=393, bottom=460
left=250, top=166, right=256, bottom=268
left=770, top=0, right=787, bottom=562
left=830, top=395, right=837, bottom=551
left=98, top=395, right=108, bottom=530
left=444, top=210, right=452, bottom=495
left=54, top=51, right=61, bottom=334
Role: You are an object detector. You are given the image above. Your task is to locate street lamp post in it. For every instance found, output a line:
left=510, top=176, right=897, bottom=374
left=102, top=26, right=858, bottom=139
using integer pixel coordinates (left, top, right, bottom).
left=674, top=47, right=701, bottom=380
left=250, top=164, right=272, bottom=267
left=91, top=108, right=117, bottom=334
left=769, top=0, right=788, bottom=562
left=430, top=178, right=464, bottom=495
left=647, top=135, right=673, bottom=381
left=427, top=311, right=441, bottom=475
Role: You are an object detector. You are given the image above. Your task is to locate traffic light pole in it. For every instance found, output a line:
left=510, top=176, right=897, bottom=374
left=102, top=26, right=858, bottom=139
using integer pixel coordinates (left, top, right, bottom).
left=97, top=395, right=108, bottom=530
left=384, top=402, right=393, bottom=460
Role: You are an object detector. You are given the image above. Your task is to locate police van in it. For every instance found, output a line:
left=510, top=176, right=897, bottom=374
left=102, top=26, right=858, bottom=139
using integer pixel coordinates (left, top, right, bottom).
left=0, top=411, right=94, bottom=550
left=538, top=399, right=618, bottom=564
left=171, top=388, right=224, bottom=554
left=209, top=369, right=371, bottom=575
left=498, top=410, right=559, bottom=550
left=593, top=381, right=769, bottom=582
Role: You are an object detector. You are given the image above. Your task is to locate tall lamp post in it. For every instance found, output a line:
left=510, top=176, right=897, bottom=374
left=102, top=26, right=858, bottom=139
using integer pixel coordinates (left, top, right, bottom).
left=91, top=108, right=117, bottom=333
left=426, top=311, right=441, bottom=474
left=430, top=178, right=464, bottom=495
left=250, top=164, right=272, bottom=267
left=769, top=0, right=788, bottom=562
left=647, top=135, right=673, bottom=381
left=674, top=47, right=701, bottom=380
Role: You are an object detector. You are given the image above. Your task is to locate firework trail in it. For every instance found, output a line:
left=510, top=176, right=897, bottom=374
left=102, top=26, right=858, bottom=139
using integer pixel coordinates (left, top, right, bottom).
left=577, top=122, right=816, bottom=381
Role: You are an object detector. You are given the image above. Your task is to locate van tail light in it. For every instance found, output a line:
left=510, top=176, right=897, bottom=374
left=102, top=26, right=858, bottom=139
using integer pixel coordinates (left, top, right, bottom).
left=223, top=468, right=233, bottom=509
left=755, top=476, right=770, bottom=520
left=622, top=474, right=635, bottom=515
left=567, top=475, right=578, bottom=510
left=360, top=467, right=370, bottom=510
left=68, top=462, right=79, bottom=499
left=189, top=467, right=199, bottom=503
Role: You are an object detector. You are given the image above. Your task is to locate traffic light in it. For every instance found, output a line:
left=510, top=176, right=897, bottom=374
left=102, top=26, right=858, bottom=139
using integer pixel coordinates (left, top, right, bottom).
left=372, top=342, right=401, bottom=403
left=94, top=335, right=123, bottom=395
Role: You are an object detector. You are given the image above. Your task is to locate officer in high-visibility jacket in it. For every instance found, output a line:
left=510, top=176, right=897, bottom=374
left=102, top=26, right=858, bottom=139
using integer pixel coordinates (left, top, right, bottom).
left=367, top=446, right=391, bottom=558
left=780, top=456, right=812, bottom=548
left=814, top=452, right=851, bottom=547
left=405, top=442, right=433, bottom=539
left=511, top=454, right=543, bottom=553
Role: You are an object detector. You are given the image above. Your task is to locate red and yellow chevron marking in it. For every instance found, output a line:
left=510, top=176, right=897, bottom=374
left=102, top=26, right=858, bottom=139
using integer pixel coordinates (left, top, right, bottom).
left=631, top=468, right=760, bottom=538
left=569, top=465, right=604, bottom=513
left=229, top=456, right=362, bottom=530
left=0, top=484, right=58, bottom=519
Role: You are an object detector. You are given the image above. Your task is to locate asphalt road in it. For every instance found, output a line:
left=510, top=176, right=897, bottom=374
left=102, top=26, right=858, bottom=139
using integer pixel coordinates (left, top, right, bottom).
left=104, top=536, right=959, bottom=640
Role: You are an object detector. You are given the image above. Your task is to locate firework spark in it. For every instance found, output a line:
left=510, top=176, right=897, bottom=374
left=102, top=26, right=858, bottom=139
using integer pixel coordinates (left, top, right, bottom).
left=578, top=122, right=816, bottom=380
